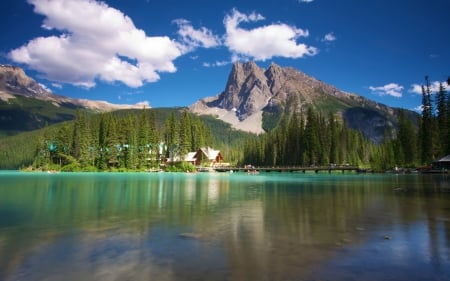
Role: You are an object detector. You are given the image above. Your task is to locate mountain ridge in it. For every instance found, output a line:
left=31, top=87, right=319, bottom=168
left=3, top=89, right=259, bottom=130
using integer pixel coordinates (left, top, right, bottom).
left=190, top=61, right=416, bottom=142
left=0, top=64, right=147, bottom=111
left=0, top=65, right=145, bottom=136
left=0, top=63, right=418, bottom=143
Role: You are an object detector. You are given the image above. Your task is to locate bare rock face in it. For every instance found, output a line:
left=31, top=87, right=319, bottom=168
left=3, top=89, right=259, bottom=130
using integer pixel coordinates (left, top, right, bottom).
left=0, top=65, right=50, bottom=98
left=190, top=61, right=417, bottom=142
left=207, top=61, right=271, bottom=120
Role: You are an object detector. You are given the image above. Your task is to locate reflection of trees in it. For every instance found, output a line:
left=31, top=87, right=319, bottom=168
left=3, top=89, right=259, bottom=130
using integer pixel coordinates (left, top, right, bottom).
left=0, top=174, right=449, bottom=280
left=224, top=178, right=383, bottom=280
left=222, top=175, right=450, bottom=280
left=395, top=175, right=450, bottom=269
left=0, top=173, right=232, bottom=280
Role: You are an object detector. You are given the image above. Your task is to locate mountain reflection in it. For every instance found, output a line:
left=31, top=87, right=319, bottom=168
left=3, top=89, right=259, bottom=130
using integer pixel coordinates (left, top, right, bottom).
left=0, top=172, right=449, bottom=280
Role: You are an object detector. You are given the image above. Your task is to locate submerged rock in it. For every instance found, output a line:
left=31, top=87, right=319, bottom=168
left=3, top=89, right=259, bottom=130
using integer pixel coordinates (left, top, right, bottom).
left=178, top=233, right=202, bottom=239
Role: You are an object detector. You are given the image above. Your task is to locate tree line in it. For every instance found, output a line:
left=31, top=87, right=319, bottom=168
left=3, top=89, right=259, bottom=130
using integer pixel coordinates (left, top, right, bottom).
left=23, top=77, right=450, bottom=172
left=379, top=76, right=450, bottom=169
left=242, top=77, right=450, bottom=171
left=241, top=107, right=373, bottom=168
left=33, top=109, right=212, bottom=171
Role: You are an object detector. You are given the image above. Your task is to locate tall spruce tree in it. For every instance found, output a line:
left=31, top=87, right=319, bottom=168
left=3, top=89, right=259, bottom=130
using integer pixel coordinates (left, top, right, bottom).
left=72, top=110, right=91, bottom=167
left=137, top=108, right=150, bottom=169
left=420, top=76, right=434, bottom=164
left=436, top=82, right=449, bottom=156
left=179, top=109, right=192, bottom=156
left=396, top=110, right=417, bottom=166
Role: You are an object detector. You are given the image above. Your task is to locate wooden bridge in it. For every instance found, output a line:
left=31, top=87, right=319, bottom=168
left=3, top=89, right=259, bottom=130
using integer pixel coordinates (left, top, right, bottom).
left=213, top=165, right=365, bottom=174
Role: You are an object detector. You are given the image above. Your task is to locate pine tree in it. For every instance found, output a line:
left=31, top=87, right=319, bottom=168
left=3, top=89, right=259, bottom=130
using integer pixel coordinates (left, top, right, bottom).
left=55, top=123, right=72, bottom=166
left=72, top=110, right=91, bottom=167
left=396, top=109, right=417, bottom=166
left=179, top=109, right=192, bottom=157
left=286, top=111, right=301, bottom=166
left=165, top=112, right=180, bottom=161
left=436, top=82, right=448, bottom=156
left=137, top=108, right=150, bottom=169
left=420, top=76, right=434, bottom=164
left=328, top=113, right=339, bottom=165
left=304, top=107, right=320, bottom=165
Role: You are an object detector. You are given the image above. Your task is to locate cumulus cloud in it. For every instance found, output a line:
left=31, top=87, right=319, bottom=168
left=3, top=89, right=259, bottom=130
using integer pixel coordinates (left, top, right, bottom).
left=223, top=9, right=317, bottom=61
left=10, top=1, right=320, bottom=87
left=174, top=19, right=221, bottom=52
left=9, top=0, right=184, bottom=88
left=409, top=81, right=446, bottom=95
left=369, top=83, right=403, bottom=98
left=322, top=32, right=336, bottom=42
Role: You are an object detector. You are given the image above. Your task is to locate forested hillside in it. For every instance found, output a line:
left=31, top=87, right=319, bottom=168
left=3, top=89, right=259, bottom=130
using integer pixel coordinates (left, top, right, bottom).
left=29, top=108, right=211, bottom=171
left=1, top=77, right=448, bottom=172
left=0, top=107, right=253, bottom=170
left=243, top=77, right=450, bottom=171
left=242, top=108, right=372, bottom=168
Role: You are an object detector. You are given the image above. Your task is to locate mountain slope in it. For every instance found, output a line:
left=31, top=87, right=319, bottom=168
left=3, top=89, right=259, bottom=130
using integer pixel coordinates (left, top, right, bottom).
left=190, top=61, right=418, bottom=142
left=0, top=65, right=144, bottom=136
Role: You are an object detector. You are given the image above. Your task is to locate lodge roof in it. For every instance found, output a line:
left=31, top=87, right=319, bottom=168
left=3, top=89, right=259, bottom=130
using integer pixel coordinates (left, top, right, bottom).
left=436, top=155, right=450, bottom=162
left=198, top=147, right=222, bottom=161
left=184, top=152, right=197, bottom=162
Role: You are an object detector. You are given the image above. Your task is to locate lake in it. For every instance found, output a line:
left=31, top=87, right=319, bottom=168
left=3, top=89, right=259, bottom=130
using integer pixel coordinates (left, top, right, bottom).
left=0, top=171, right=449, bottom=281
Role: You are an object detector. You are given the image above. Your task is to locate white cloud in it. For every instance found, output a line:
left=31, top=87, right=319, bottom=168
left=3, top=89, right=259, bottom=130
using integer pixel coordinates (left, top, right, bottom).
left=174, top=19, right=221, bottom=52
left=134, top=101, right=151, bottom=107
left=413, top=105, right=423, bottom=112
left=223, top=9, right=317, bottom=61
left=203, top=61, right=230, bottom=67
left=9, top=0, right=183, bottom=88
left=369, top=83, right=403, bottom=98
left=38, top=82, right=52, bottom=93
left=322, top=32, right=336, bottom=42
left=409, top=81, right=446, bottom=95
left=299, top=0, right=314, bottom=3
left=51, top=83, right=62, bottom=89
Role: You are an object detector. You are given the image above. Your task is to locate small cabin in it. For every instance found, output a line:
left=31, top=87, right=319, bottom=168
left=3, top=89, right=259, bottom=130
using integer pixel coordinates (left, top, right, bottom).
left=184, top=152, right=197, bottom=165
left=191, top=147, right=223, bottom=167
left=432, top=155, right=450, bottom=170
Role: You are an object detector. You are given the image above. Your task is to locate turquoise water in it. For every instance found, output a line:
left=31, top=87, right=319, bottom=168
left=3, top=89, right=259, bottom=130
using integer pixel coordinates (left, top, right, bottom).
left=0, top=171, right=449, bottom=281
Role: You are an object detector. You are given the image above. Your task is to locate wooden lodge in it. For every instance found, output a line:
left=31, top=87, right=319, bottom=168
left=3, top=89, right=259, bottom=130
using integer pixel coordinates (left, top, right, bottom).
left=185, top=147, right=224, bottom=167
left=432, top=155, right=450, bottom=171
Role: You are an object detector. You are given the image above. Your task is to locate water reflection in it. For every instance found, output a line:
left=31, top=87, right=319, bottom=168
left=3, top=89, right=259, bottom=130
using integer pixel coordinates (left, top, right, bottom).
left=0, top=172, right=449, bottom=280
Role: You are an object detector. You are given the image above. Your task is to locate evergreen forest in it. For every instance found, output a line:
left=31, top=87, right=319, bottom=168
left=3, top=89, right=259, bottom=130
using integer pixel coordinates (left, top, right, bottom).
left=0, top=78, right=448, bottom=172
left=244, top=77, right=450, bottom=171
left=31, top=108, right=214, bottom=172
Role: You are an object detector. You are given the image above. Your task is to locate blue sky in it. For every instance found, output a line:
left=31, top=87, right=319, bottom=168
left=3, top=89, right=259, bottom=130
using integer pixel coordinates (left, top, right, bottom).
left=0, top=0, right=449, bottom=111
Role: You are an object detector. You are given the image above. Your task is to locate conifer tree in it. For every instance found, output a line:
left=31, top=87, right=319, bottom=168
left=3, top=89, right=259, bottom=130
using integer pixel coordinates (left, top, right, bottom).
left=328, top=113, right=339, bottom=165
left=137, top=108, right=150, bottom=169
left=165, top=112, right=180, bottom=161
left=420, top=76, right=434, bottom=164
left=436, top=82, right=448, bottom=156
left=179, top=109, right=192, bottom=156
left=304, top=107, right=320, bottom=165
left=286, top=111, right=301, bottom=166
left=55, top=123, right=72, bottom=165
left=72, top=110, right=91, bottom=167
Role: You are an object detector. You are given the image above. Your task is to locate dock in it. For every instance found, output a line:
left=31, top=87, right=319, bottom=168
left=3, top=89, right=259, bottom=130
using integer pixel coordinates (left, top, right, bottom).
left=213, top=165, right=364, bottom=174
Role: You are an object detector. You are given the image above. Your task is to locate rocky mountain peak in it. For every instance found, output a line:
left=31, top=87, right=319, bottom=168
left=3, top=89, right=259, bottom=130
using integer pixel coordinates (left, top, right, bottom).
left=211, top=61, right=273, bottom=119
left=190, top=61, right=414, bottom=142
left=0, top=65, right=51, bottom=98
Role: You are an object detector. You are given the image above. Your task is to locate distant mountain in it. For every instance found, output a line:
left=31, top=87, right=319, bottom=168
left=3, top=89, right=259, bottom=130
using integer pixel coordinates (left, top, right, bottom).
left=0, top=65, right=144, bottom=136
left=190, top=61, right=418, bottom=142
